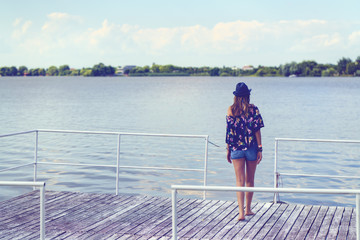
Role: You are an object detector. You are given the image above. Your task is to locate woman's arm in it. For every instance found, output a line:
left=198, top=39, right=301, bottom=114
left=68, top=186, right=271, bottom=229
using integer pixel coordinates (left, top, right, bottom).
left=255, top=130, right=262, bottom=164
left=226, top=144, right=232, bottom=164
left=226, top=106, right=233, bottom=164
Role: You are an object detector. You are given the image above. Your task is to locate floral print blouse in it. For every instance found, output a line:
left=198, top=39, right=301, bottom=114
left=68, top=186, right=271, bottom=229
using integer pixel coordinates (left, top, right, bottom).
left=226, top=105, right=264, bottom=151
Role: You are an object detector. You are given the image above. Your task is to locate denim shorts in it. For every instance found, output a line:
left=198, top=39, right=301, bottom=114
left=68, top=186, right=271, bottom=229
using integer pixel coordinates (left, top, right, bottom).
left=230, top=144, right=258, bottom=161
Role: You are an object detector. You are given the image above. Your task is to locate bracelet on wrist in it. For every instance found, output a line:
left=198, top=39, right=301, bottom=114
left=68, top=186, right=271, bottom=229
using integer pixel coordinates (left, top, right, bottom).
left=258, top=145, right=263, bottom=152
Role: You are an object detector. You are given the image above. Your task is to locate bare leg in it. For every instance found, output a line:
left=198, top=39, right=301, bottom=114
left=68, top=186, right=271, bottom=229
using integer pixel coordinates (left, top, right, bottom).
left=245, top=160, right=257, bottom=215
left=232, top=158, right=246, bottom=220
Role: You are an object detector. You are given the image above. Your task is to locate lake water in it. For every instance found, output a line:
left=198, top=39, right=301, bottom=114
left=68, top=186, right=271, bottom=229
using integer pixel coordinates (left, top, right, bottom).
left=0, top=76, right=360, bottom=207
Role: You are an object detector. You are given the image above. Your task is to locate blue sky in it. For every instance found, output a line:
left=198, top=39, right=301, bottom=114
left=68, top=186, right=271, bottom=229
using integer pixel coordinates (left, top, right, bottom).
left=1, top=0, right=360, bottom=68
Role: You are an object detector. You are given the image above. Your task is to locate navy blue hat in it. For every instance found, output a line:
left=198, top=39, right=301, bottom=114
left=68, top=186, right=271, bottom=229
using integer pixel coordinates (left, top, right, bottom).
left=233, top=82, right=251, bottom=97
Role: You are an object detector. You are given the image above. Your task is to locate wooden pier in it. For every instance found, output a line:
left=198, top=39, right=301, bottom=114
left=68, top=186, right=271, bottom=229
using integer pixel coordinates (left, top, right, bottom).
left=0, top=190, right=356, bottom=239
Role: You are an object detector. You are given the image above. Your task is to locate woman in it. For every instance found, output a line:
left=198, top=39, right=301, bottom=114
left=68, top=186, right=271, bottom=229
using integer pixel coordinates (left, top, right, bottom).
left=226, top=82, right=264, bottom=221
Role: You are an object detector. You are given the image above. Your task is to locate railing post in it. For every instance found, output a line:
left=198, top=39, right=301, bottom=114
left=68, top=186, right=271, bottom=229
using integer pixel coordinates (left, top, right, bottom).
left=273, top=139, right=279, bottom=203
left=34, top=130, right=39, bottom=186
left=356, top=194, right=360, bottom=240
left=116, top=134, right=121, bottom=195
left=172, top=189, right=178, bottom=240
left=40, top=183, right=46, bottom=240
left=203, top=136, right=209, bottom=200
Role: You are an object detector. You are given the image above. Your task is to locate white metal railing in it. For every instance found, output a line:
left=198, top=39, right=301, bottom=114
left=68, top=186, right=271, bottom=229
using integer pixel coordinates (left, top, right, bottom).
left=171, top=185, right=360, bottom=240
left=0, top=181, right=46, bottom=240
left=0, top=129, right=209, bottom=197
left=274, top=138, right=360, bottom=203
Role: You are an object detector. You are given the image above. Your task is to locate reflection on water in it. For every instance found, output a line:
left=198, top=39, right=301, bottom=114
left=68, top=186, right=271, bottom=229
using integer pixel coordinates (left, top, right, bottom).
left=1, top=77, right=360, bottom=206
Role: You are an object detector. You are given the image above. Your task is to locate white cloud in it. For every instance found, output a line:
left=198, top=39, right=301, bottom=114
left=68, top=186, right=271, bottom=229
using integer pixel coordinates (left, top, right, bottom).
left=8, top=15, right=359, bottom=67
left=12, top=20, right=32, bottom=39
left=88, top=19, right=114, bottom=45
left=349, top=31, right=360, bottom=45
left=181, top=25, right=208, bottom=46
left=22, top=21, right=32, bottom=33
left=13, top=18, right=22, bottom=27
left=295, top=19, right=327, bottom=27
left=290, top=33, right=342, bottom=52
left=42, top=12, right=83, bottom=33
left=132, top=27, right=179, bottom=53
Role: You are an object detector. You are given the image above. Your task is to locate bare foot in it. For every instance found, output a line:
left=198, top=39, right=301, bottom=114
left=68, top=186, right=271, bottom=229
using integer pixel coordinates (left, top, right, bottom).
left=245, top=211, right=255, bottom=216
left=238, top=212, right=245, bottom=221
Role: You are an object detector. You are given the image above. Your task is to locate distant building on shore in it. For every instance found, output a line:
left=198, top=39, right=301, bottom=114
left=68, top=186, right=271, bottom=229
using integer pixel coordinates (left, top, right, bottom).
left=242, top=65, right=254, bottom=71
left=115, top=65, right=137, bottom=76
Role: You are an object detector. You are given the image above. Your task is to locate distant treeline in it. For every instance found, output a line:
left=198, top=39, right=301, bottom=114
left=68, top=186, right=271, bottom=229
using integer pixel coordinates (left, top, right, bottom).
left=0, top=63, right=115, bottom=77
left=1, top=56, right=360, bottom=77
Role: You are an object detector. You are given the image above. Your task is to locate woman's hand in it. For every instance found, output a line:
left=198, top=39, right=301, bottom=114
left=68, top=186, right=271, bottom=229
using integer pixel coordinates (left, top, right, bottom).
left=257, top=151, right=262, bottom=165
left=227, top=150, right=232, bottom=164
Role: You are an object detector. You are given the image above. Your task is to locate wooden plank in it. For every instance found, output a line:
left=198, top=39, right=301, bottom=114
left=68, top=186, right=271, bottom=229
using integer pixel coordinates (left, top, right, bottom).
left=45, top=193, right=132, bottom=239
left=305, top=205, right=329, bottom=240
left=180, top=200, right=231, bottom=239
left=326, top=207, right=345, bottom=240
left=56, top=195, right=155, bottom=239
left=134, top=234, right=171, bottom=240
left=262, top=204, right=297, bottom=239
left=46, top=192, right=122, bottom=225
left=191, top=201, right=238, bottom=239
left=154, top=198, right=213, bottom=237
left=25, top=230, right=67, bottom=240
left=133, top=198, right=191, bottom=236
left=347, top=209, right=357, bottom=240
left=4, top=192, right=121, bottom=240
left=252, top=203, right=289, bottom=239
left=0, top=191, right=356, bottom=240
left=88, top=197, right=172, bottom=238
left=213, top=202, right=271, bottom=239
left=176, top=199, right=221, bottom=238
left=0, top=191, right=51, bottom=223
left=177, top=200, right=226, bottom=238
left=41, top=193, right=133, bottom=239
left=0, top=190, right=43, bottom=213
left=139, top=198, right=200, bottom=238
left=111, top=233, right=138, bottom=240
left=239, top=203, right=282, bottom=240
left=1, top=228, right=38, bottom=240
left=90, top=196, right=177, bottom=240
left=0, top=190, right=74, bottom=220
left=284, top=205, right=312, bottom=240
left=0, top=191, right=70, bottom=240
left=87, top=195, right=167, bottom=238
left=294, top=205, right=320, bottom=240
left=337, top=207, right=353, bottom=240
left=202, top=202, right=262, bottom=239
left=274, top=204, right=305, bottom=240
left=314, top=206, right=336, bottom=240
left=121, top=199, right=179, bottom=237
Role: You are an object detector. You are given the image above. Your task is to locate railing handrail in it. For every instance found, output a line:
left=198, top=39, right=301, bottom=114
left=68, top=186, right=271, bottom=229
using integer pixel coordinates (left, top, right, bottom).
left=274, top=137, right=360, bottom=203
left=36, top=129, right=209, bottom=138
left=0, top=130, right=37, bottom=138
left=0, top=129, right=209, bottom=198
left=0, top=181, right=45, bottom=187
left=275, top=137, right=360, bottom=144
left=279, top=172, right=360, bottom=180
left=0, top=181, right=46, bottom=240
left=171, top=185, right=360, bottom=240
left=0, top=129, right=208, bottom=139
left=172, top=185, right=360, bottom=194
left=37, top=161, right=204, bottom=172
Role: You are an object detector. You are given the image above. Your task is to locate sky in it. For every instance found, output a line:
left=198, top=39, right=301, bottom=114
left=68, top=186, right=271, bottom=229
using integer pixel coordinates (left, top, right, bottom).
left=1, top=0, right=360, bottom=69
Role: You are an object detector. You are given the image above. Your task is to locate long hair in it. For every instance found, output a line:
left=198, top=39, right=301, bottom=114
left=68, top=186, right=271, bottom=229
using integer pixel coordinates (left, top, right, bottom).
left=230, top=95, right=250, bottom=117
